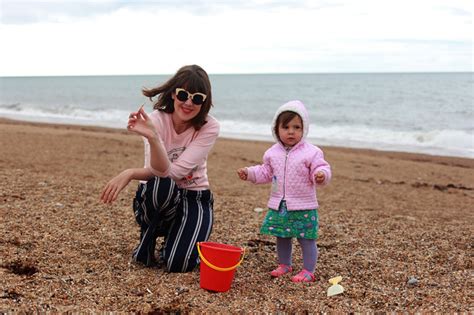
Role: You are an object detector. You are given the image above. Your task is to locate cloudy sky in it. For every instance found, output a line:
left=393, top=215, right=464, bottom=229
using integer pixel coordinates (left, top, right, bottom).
left=0, top=0, right=472, bottom=76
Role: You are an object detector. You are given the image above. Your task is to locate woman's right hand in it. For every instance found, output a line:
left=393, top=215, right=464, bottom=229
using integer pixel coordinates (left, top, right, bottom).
left=100, top=169, right=133, bottom=204
left=237, top=168, right=248, bottom=180
left=127, top=105, right=157, bottom=140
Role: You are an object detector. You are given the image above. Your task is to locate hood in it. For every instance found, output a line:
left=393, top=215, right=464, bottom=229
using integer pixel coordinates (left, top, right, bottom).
left=271, top=100, right=310, bottom=143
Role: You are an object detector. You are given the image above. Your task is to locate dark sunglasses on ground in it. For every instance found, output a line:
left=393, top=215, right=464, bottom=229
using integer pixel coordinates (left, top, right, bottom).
left=175, top=88, right=207, bottom=105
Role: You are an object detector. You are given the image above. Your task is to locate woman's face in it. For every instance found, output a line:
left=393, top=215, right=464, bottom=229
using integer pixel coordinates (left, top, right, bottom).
left=171, top=88, right=204, bottom=124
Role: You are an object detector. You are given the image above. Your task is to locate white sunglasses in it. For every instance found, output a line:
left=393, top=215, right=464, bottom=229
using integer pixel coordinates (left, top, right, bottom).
left=175, top=88, right=207, bottom=105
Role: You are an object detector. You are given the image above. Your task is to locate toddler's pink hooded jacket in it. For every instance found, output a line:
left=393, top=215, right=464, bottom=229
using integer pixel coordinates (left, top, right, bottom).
left=246, top=100, right=331, bottom=210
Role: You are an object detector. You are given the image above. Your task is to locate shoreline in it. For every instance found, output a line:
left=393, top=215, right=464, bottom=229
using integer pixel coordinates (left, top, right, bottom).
left=0, top=117, right=472, bottom=164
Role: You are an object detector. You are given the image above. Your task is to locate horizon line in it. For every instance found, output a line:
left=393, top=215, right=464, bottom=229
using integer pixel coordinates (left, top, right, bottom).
left=1, top=70, right=473, bottom=78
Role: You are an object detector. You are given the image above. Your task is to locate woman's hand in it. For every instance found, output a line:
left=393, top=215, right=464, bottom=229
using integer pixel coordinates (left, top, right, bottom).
left=100, top=169, right=133, bottom=204
left=237, top=168, right=248, bottom=180
left=315, top=171, right=326, bottom=184
left=127, top=105, right=157, bottom=140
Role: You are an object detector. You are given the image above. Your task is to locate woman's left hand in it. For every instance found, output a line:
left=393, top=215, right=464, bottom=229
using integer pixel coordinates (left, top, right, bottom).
left=127, top=105, right=157, bottom=139
left=100, top=169, right=133, bottom=204
left=315, top=171, right=325, bottom=184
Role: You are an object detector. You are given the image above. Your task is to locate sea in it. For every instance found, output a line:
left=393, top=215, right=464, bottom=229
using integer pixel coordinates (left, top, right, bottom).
left=0, top=72, right=472, bottom=158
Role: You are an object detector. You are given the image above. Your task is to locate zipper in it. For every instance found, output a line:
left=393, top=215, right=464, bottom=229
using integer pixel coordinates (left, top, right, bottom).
left=282, top=147, right=290, bottom=200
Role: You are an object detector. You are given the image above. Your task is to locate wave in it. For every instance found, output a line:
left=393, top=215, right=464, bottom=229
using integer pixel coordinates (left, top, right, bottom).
left=219, top=120, right=474, bottom=159
left=0, top=103, right=129, bottom=128
left=0, top=104, right=472, bottom=158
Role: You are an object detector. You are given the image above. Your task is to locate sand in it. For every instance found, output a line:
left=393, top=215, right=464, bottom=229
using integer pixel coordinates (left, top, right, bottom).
left=0, top=118, right=473, bottom=312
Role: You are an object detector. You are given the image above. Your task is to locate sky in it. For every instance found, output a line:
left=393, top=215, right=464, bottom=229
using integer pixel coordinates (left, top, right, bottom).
left=0, top=0, right=472, bottom=76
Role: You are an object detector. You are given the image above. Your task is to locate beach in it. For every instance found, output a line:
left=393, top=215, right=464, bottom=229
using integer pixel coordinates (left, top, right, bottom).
left=0, top=118, right=472, bottom=312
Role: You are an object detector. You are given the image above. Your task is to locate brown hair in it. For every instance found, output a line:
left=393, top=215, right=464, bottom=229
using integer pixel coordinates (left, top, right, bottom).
left=274, top=111, right=302, bottom=140
left=142, top=65, right=212, bottom=130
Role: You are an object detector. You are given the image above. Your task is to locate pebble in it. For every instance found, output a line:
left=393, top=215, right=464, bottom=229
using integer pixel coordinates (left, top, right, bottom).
left=407, top=276, right=419, bottom=286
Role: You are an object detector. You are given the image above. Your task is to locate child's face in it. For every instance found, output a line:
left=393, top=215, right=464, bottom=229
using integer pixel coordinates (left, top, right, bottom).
left=278, top=115, right=303, bottom=147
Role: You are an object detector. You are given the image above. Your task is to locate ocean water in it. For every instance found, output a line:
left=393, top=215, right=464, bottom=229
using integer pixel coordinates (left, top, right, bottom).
left=0, top=73, right=472, bottom=158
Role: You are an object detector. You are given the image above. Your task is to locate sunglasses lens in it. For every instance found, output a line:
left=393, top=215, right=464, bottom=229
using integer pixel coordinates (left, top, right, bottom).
left=192, top=94, right=204, bottom=105
left=176, top=90, right=189, bottom=102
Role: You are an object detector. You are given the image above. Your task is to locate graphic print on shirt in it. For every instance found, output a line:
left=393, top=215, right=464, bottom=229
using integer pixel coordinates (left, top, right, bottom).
left=168, top=147, right=185, bottom=163
left=167, top=146, right=198, bottom=186
left=183, top=165, right=199, bottom=186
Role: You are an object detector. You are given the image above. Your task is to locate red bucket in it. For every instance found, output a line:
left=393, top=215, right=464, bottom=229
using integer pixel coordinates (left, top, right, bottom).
left=197, top=242, right=245, bottom=292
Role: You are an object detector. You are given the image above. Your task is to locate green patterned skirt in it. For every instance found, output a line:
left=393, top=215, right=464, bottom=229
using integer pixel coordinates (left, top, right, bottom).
left=260, top=200, right=319, bottom=239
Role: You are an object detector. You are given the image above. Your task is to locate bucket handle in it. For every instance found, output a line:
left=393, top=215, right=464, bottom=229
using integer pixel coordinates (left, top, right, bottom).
left=197, top=242, right=245, bottom=272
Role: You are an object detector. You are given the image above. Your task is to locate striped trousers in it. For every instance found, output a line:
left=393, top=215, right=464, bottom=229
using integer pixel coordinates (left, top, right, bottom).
left=132, top=177, right=214, bottom=272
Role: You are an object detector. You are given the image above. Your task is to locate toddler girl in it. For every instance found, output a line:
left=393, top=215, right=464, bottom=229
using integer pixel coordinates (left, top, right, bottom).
left=237, top=100, right=331, bottom=282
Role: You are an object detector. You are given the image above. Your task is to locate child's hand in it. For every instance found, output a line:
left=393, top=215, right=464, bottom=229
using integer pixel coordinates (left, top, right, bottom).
left=237, top=168, right=248, bottom=180
left=315, top=171, right=325, bottom=184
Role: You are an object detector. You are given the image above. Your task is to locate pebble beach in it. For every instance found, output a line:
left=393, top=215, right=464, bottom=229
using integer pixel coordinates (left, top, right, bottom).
left=1, top=118, right=472, bottom=312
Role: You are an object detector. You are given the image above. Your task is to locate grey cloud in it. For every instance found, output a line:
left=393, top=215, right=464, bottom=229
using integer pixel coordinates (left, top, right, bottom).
left=1, top=1, right=122, bottom=24
left=0, top=0, right=179, bottom=24
left=0, top=0, right=334, bottom=24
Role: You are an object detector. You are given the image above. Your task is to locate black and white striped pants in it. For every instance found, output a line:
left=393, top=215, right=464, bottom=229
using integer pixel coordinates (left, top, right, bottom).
left=132, top=177, right=214, bottom=272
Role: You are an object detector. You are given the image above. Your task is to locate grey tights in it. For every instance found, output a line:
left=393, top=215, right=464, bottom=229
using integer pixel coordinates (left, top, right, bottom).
left=276, top=237, right=318, bottom=272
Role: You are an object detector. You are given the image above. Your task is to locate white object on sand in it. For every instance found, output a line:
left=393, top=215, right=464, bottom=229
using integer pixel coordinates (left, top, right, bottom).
left=327, top=276, right=344, bottom=296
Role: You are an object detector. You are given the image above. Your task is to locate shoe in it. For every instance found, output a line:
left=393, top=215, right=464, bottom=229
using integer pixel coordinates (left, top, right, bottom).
left=270, top=264, right=293, bottom=277
left=291, top=269, right=315, bottom=282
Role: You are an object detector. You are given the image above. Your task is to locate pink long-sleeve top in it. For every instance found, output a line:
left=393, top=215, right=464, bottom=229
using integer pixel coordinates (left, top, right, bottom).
left=245, top=100, right=332, bottom=210
left=246, top=141, right=331, bottom=210
left=142, top=110, right=220, bottom=190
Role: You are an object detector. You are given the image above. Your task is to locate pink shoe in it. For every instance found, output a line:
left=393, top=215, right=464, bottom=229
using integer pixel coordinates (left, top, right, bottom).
left=270, top=264, right=293, bottom=277
left=291, top=269, right=315, bottom=282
